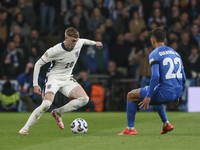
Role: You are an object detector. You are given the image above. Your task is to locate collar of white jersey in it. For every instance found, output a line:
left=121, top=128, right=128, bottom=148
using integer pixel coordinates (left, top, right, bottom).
left=61, top=42, right=73, bottom=52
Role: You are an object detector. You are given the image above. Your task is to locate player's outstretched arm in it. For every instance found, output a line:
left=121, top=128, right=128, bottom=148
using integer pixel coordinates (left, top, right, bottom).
left=146, top=64, right=160, bottom=97
left=82, top=39, right=103, bottom=49
left=139, top=64, right=160, bottom=110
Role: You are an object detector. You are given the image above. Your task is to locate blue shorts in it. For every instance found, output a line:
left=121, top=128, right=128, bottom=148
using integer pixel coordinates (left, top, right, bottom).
left=140, top=86, right=182, bottom=105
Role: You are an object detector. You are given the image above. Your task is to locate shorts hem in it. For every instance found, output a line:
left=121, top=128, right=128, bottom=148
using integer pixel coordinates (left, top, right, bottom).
left=68, top=85, right=80, bottom=97
left=45, top=91, right=55, bottom=95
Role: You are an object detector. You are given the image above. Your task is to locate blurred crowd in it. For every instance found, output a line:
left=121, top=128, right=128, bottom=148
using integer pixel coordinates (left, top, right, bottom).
left=0, top=0, right=200, bottom=111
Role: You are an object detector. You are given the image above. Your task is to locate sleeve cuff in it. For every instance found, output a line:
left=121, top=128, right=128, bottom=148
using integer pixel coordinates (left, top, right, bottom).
left=146, top=93, right=151, bottom=98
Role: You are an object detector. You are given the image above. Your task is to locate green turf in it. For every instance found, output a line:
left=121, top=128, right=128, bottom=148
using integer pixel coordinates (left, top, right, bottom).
left=0, top=112, right=199, bottom=150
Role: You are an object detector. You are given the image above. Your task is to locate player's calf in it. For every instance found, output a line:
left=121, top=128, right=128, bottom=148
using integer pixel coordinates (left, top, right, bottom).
left=18, top=100, right=52, bottom=134
left=51, top=96, right=89, bottom=129
left=56, top=96, right=89, bottom=115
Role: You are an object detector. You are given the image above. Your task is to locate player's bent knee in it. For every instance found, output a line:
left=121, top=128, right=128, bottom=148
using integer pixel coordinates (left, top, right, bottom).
left=82, top=96, right=89, bottom=106
left=127, top=90, right=140, bottom=102
left=77, top=96, right=89, bottom=106
left=127, top=92, right=135, bottom=99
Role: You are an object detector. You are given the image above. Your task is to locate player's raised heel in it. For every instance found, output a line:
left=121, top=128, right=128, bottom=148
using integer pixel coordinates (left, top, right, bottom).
left=18, top=128, right=28, bottom=134
left=161, top=123, right=174, bottom=134
left=51, top=109, right=65, bottom=129
left=118, top=128, right=137, bottom=135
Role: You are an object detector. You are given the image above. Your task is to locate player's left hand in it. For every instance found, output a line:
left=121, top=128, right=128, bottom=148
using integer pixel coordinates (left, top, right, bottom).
left=95, top=42, right=103, bottom=49
left=139, top=97, right=151, bottom=110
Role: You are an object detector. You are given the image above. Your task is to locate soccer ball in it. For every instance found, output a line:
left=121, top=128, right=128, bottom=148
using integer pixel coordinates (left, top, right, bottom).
left=71, top=118, right=88, bottom=133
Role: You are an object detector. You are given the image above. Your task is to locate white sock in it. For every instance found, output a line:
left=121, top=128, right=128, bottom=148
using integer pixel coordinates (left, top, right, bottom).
left=56, top=96, right=89, bottom=115
left=162, top=121, right=169, bottom=126
left=127, top=127, right=135, bottom=130
left=22, top=100, right=52, bottom=131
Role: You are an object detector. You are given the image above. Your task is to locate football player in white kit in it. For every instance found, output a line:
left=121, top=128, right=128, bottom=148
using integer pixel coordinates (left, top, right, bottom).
left=19, top=27, right=103, bottom=134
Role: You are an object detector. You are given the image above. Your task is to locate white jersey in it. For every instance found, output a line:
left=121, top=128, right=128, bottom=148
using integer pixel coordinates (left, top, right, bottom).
left=33, top=38, right=96, bottom=86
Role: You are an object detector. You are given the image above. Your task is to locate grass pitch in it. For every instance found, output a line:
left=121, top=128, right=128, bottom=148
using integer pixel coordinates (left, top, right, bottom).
left=0, top=112, right=199, bottom=150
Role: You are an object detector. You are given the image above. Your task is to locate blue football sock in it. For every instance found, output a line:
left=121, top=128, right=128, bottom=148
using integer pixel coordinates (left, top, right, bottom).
left=154, top=104, right=168, bottom=122
left=127, top=101, right=137, bottom=127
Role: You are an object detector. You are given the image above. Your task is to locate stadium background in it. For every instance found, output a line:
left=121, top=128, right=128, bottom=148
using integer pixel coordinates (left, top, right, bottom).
left=0, top=0, right=200, bottom=112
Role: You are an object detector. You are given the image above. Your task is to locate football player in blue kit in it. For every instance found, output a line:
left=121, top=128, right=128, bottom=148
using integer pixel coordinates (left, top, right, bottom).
left=118, top=28, right=186, bottom=135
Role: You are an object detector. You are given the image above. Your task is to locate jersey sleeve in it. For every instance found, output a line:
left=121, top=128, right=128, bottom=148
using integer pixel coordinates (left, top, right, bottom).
left=33, top=47, right=57, bottom=86
left=80, top=39, right=96, bottom=45
left=40, top=47, right=56, bottom=63
left=33, top=58, right=46, bottom=86
left=146, top=50, right=160, bottom=98
left=149, top=51, right=159, bottom=66
left=146, top=64, right=160, bottom=98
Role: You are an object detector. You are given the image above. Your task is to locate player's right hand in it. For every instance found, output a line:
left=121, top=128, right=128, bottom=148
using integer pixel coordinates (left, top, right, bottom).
left=34, top=86, right=42, bottom=95
left=139, top=97, right=150, bottom=110
left=95, top=42, right=103, bottom=49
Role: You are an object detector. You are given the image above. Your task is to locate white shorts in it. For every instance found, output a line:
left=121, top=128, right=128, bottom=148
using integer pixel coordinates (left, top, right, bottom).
left=43, top=75, right=80, bottom=97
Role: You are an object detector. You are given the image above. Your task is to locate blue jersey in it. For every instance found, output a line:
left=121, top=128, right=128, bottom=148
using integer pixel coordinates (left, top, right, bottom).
left=149, top=45, right=186, bottom=90
left=140, top=45, right=186, bottom=104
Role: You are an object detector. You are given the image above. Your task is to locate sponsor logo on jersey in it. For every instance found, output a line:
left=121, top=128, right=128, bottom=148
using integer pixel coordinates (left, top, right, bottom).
left=44, top=52, right=48, bottom=57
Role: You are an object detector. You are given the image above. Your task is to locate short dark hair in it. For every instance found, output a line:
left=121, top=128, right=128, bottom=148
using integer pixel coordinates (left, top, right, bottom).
left=149, top=27, right=166, bottom=42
